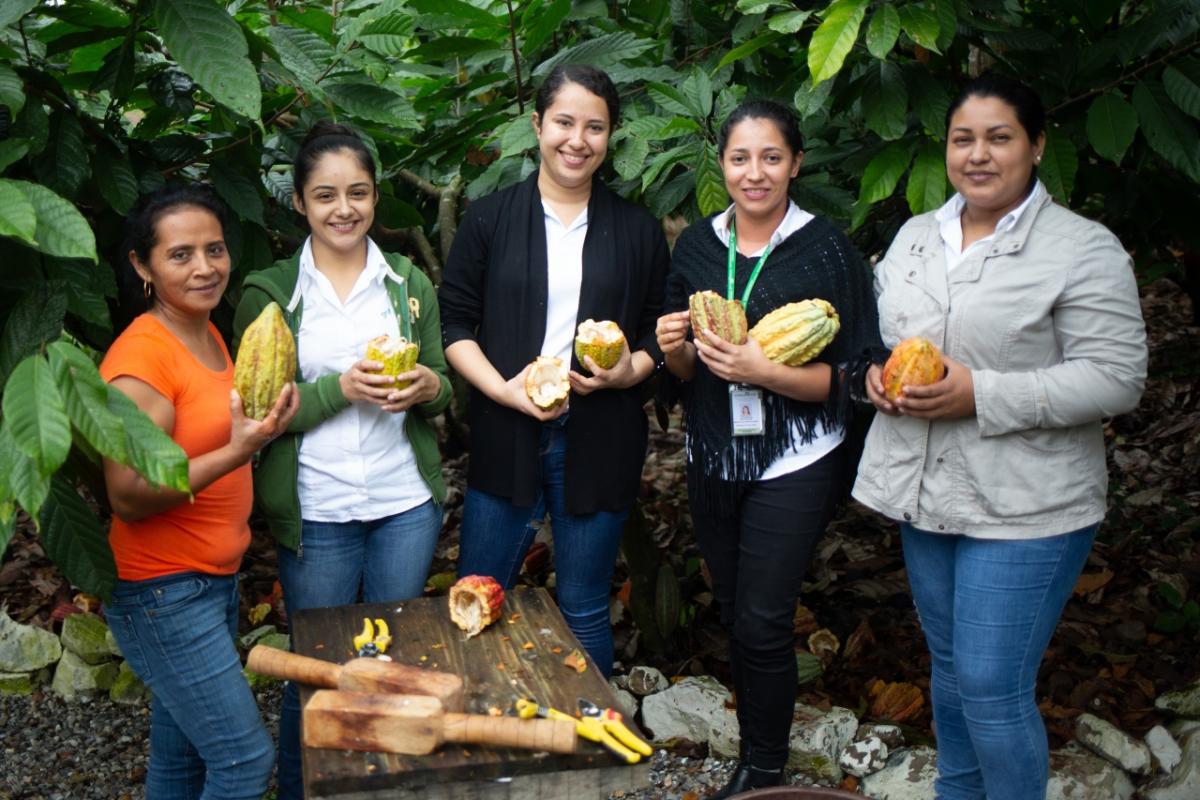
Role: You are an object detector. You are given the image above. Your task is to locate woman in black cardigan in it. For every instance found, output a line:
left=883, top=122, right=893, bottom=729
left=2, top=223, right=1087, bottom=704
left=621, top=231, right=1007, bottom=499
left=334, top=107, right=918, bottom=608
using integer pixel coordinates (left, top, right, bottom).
left=439, top=64, right=668, bottom=676
left=656, top=100, right=882, bottom=797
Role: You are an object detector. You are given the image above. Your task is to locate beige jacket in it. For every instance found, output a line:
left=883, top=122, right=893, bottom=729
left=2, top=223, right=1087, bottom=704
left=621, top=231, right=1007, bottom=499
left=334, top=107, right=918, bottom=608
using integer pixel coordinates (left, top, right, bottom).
left=852, top=192, right=1147, bottom=538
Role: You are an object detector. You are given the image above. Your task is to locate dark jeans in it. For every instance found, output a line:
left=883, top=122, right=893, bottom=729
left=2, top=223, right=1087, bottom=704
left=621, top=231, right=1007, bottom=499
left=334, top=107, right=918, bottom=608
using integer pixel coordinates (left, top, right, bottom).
left=690, top=444, right=846, bottom=771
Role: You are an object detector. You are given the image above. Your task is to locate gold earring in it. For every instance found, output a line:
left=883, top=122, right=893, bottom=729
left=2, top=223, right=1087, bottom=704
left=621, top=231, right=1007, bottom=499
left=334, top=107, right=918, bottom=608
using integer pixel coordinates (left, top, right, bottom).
left=143, top=280, right=152, bottom=299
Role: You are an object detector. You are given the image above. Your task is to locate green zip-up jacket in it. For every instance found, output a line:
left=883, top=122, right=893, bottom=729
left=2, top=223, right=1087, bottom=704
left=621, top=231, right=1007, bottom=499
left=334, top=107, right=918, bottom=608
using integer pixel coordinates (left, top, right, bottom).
left=231, top=247, right=451, bottom=552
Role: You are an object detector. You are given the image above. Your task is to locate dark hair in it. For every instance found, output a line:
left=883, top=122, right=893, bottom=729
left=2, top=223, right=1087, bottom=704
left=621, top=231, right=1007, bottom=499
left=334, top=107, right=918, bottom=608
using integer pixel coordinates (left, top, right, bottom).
left=535, top=64, right=620, bottom=129
left=945, top=72, right=1045, bottom=142
left=124, top=183, right=228, bottom=267
left=293, top=121, right=377, bottom=197
left=717, top=99, right=804, bottom=159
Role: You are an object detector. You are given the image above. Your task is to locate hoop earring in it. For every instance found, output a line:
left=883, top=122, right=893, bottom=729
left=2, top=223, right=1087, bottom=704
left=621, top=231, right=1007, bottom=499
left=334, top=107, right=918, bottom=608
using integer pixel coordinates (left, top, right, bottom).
left=143, top=280, right=152, bottom=300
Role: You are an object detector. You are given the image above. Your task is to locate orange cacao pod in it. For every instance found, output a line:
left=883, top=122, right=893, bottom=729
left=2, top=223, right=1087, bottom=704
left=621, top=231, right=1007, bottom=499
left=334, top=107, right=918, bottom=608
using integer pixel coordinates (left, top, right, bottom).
left=882, top=337, right=943, bottom=401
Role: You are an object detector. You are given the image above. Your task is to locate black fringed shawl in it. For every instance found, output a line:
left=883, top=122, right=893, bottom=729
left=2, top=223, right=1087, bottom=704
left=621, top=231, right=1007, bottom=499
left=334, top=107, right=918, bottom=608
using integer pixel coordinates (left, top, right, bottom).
left=663, top=215, right=885, bottom=516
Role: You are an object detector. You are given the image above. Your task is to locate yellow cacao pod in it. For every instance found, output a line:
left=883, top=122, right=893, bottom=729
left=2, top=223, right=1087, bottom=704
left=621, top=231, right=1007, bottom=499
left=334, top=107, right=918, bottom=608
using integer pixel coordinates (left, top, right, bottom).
left=882, top=337, right=943, bottom=401
left=524, top=355, right=569, bottom=410
left=365, top=334, right=420, bottom=390
left=689, top=290, right=747, bottom=345
left=234, top=302, right=296, bottom=421
left=748, top=299, right=840, bottom=366
left=574, top=319, right=625, bottom=371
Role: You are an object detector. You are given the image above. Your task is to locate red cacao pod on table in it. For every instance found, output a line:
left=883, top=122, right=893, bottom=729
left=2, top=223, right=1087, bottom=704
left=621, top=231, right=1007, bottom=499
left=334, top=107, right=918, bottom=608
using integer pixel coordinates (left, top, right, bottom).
left=449, top=575, right=505, bottom=638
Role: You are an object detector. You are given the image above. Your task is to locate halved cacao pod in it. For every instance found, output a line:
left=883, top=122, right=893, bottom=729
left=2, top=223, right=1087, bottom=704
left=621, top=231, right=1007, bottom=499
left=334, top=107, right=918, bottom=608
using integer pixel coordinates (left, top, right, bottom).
left=449, top=575, right=505, bottom=638
left=689, top=290, right=747, bottom=345
left=574, top=319, right=625, bottom=371
left=749, top=299, right=841, bottom=366
left=524, top=355, right=569, bottom=410
left=234, top=302, right=296, bottom=420
left=882, top=337, right=943, bottom=401
left=365, top=334, right=420, bottom=390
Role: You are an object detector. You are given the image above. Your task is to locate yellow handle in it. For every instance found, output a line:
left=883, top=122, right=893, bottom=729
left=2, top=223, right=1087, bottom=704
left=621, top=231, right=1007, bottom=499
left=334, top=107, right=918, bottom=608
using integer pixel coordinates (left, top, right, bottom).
left=577, top=717, right=640, bottom=763
left=606, top=718, right=653, bottom=757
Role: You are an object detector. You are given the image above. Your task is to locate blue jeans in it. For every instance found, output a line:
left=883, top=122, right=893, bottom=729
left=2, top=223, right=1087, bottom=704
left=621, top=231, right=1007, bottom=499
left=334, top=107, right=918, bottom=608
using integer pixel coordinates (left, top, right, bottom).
left=901, top=523, right=1098, bottom=800
left=459, top=421, right=627, bottom=677
left=274, top=500, right=441, bottom=800
left=105, top=572, right=273, bottom=800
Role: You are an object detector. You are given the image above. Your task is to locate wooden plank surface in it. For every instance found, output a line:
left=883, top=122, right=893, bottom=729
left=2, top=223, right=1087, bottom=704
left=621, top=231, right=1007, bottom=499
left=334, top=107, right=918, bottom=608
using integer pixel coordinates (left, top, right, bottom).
left=293, top=587, right=649, bottom=798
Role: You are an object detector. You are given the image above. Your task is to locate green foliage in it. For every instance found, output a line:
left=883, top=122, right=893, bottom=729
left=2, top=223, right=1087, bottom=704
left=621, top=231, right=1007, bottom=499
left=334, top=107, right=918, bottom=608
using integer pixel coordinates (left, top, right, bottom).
left=1, top=0, right=1198, bottom=596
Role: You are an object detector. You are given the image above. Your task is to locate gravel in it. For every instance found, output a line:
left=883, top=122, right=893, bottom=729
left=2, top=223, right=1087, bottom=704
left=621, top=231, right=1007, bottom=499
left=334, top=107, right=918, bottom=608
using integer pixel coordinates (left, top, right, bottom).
left=0, top=685, right=746, bottom=800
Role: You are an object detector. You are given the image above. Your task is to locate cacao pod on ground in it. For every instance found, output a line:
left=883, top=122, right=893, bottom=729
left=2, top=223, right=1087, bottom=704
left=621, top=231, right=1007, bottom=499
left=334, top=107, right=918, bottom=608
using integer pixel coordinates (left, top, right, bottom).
left=524, top=355, right=569, bottom=409
left=689, top=290, right=747, bottom=345
left=574, top=319, right=625, bottom=371
left=365, top=334, right=419, bottom=390
left=234, top=302, right=296, bottom=420
left=449, top=575, right=504, bottom=637
left=882, top=337, right=943, bottom=401
left=748, top=299, right=840, bottom=366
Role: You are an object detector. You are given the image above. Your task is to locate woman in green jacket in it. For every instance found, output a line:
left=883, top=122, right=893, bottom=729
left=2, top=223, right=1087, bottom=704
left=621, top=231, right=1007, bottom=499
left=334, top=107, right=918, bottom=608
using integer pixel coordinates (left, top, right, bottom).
left=232, top=122, right=451, bottom=800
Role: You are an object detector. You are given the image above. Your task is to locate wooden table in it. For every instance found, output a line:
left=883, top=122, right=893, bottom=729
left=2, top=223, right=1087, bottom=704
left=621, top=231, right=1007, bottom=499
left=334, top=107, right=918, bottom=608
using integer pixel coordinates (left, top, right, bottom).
left=293, top=586, right=651, bottom=799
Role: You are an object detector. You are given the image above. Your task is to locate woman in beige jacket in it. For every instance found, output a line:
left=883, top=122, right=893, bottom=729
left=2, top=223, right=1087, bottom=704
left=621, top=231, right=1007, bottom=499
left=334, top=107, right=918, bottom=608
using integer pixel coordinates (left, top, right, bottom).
left=853, top=73, right=1146, bottom=800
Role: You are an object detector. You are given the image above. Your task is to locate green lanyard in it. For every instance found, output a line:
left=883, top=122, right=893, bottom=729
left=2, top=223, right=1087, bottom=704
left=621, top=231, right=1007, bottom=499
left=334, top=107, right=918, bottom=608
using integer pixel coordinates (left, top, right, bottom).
left=726, top=218, right=773, bottom=305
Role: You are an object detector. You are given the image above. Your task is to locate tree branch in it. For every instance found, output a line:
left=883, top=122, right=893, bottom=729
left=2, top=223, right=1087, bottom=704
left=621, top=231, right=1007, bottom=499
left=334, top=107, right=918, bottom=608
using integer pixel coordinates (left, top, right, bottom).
left=375, top=226, right=442, bottom=284
left=1047, top=36, right=1200, bottom=115
left=504, top=0, right=525, bottom=114
left=397, top=169, right=442, bottom=199
left=437, top=175, right=465, bottom=264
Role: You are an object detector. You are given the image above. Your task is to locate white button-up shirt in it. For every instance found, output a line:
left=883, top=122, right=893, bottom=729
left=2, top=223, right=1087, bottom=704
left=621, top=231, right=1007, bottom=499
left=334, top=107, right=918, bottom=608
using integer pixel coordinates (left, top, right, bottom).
left=710, top=202, right=844, bottom=480
left=936, top=181, right=1044, bottom=273
left=295, top=237, right=430, bottom=522
left=539, top=202, right=588, bottom=364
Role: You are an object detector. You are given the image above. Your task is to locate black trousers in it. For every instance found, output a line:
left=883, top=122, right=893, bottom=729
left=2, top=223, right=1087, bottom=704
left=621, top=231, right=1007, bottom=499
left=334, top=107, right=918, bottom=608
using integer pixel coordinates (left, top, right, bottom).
left=689, top=444, right=847, bottom=770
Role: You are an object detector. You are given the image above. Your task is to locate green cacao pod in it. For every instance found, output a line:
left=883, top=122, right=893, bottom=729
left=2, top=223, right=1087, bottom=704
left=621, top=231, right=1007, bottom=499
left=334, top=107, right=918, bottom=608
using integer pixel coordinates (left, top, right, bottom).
left=524, top=355, right=570, bottom=409
left=574, top=319, right=625, bottom=371
left=234, top=302, right=296, bottom=420
left=882, top=337, right=943, bottom=401
left=748, top=299, right=840, bottom=366
left=365, top=334, right=420, bottom=390
left=689, top=290, right=748, bottom=345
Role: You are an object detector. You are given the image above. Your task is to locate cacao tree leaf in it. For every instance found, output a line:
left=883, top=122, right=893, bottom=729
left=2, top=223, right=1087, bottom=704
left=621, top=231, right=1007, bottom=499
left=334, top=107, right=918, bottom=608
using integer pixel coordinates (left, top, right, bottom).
left=44, top=260, right=113, bottom=332
left=907, top=66, right=949, bottom=138
left=11, top=101, right=48, bottom=155
left=1133, top=80, right=1200, bottom=182
left=93, top=146, right=139, bottom=216
left=794, top=76, right=834, bottom=117
left=39, top=112, right=89, bottom=198
left=153, top=0, right=262, bottom=120
left=905, top=138, right=947, bottom=214
left=682, top=68, right=714, bottom=119
left=0, top=283, right=67, bottom=390
left=0, top=62, right=24, bottom=115
left=695, top=143, right=729, bottom=217
left=533, top=31, right=656, bottom=77
left=209, top=161, right=265, bottom=227
left=931, top=0, right=957, bottom=51
left=857, top=140, right=915, bottom=205
left=498, top=117, right=537, bottom=158
left=9, top=180, right=98, bottom=261
left=92, top=31, right=136, bottom=98
left=268, top=25, right=337, bottom=89
left=897, top=3, right=941, bottom=52
left=0, top=424, right=49, bottom=526
left=614, top=135, right=650, bottom=182
left=1163, top=60, right=1200, bottom=121
left=642, top=143, right=696, bottom=190
left=808, top=0, right=869, bottom=84
left=717, top=31, right=781, bottom=70
left=0, top=178, right=35, bottom=245
left=0, top=507, right=12, bottom=554
left=646, top=170, right=695, bottom=219
left=1039, top=127, right=1078, bottom=203
left=105, top=383, right=190, bottom=494
left=147, top=68, right=196, bottom=116
left=865, top=5, right=901, bottom=59
left=47, top=341, right=126, bottom=463
left=646, top=82, right=699, bottom=117
left=2, top=355, right=71, bottom=475
left=1086, top=92, right=1138, bottom=164
left=325, top=82, right=419, bottom=128
left=407, top=0, right=505, bottom=29
left=0, top=139, right=30, bottom=172
left=355, top=13, right=416, bottom=57
left=861, top=61, right=908, bottom=140
left=521, top=0, right=571, bottom=54
left=768, top=9, right=813, bottom=34
left=0, top=0, right=38, bottom=28
left=39, top=474, right=117, bottom=602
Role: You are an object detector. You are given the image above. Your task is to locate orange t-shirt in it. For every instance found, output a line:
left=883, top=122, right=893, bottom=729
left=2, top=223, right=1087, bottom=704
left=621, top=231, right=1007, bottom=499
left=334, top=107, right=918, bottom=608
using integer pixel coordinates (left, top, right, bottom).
left=100, top=314, right=252, bottom=580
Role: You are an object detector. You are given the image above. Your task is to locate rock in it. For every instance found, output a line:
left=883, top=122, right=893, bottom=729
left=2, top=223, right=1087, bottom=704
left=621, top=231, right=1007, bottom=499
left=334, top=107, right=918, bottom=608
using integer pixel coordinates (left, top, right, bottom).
left=627, top=665, right=669, bottom=696
left=51, top=649, right=118, bottom=699
left=860, top=746, right=938, bottom=799
left=60, top=612, right=118, bottom=665
left=640, top=675, right=739, bottom=758
left=839, top=735, right=889, bottom=778
left=857, top=722, right=904, bottom=749
left=1156, top=682, right=1200, bottom=719
left=1075, top=712, right=1152, bottom=775
left=786, top=703, right=858, bottom=783
left=606, top=680, right=638, bottom=720
left=104, top=627, right=122, bottom=658
left=238, top=624, right=278, bottom=650
left=109, top=661, right=149, bottom=705
left=1169, top=719, right=1200, bottom=740
left=1046, top=741, right=1135, bottom=800
left=0, top=610, right=62, bottom=672
left=1141, top=729, right=1200, bottom=800
left=1146, top=725, right=1182, bottom=774
left=0, top=671, right=35, bottom=694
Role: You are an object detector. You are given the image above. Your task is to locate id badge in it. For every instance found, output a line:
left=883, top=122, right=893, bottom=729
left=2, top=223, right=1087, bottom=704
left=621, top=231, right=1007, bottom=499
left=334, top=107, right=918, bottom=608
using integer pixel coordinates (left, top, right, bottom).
left=729, top=384, right=764, bottom=437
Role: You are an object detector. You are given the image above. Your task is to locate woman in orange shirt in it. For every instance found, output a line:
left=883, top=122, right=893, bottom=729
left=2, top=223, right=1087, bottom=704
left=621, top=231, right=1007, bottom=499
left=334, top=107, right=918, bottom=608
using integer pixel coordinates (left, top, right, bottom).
left=100, top=184, right=298, bottom=799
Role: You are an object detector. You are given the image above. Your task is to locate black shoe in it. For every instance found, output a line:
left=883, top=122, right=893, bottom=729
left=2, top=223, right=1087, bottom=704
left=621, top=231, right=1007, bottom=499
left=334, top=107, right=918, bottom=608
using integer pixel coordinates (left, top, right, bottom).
left=707, top=763, right=784, bottom=799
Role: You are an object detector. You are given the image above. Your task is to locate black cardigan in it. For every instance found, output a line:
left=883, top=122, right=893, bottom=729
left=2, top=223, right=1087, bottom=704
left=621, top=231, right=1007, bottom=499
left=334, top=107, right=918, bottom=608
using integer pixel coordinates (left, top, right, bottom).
left=439, top=172, right=669, bottom=514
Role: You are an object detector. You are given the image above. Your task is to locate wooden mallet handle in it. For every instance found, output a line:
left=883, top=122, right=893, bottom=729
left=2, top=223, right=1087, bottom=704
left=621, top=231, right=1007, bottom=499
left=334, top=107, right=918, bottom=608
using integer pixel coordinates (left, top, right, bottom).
left=441, top=713, right=578, bottom=754
left=247, top=645, right=340, bottom=688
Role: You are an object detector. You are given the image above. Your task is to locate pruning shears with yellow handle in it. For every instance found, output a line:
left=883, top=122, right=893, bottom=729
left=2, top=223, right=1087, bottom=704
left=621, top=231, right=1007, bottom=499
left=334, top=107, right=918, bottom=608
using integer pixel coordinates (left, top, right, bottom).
left=513, top=698, right=649, bottom=764
left=352, top=617, right=391, bottom=658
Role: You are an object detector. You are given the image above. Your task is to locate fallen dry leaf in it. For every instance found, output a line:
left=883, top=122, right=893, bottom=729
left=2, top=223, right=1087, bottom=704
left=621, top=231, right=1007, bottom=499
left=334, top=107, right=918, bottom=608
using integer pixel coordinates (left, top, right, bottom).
left=563, top=649, right=587, bottom=673
left=247, top=602, right=271, bottom=625
left=869, top=681, right=925, bottom=723
left=522, top=641, right=535, bottom=650
left=1072, top=569, right=1115, bottom=596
